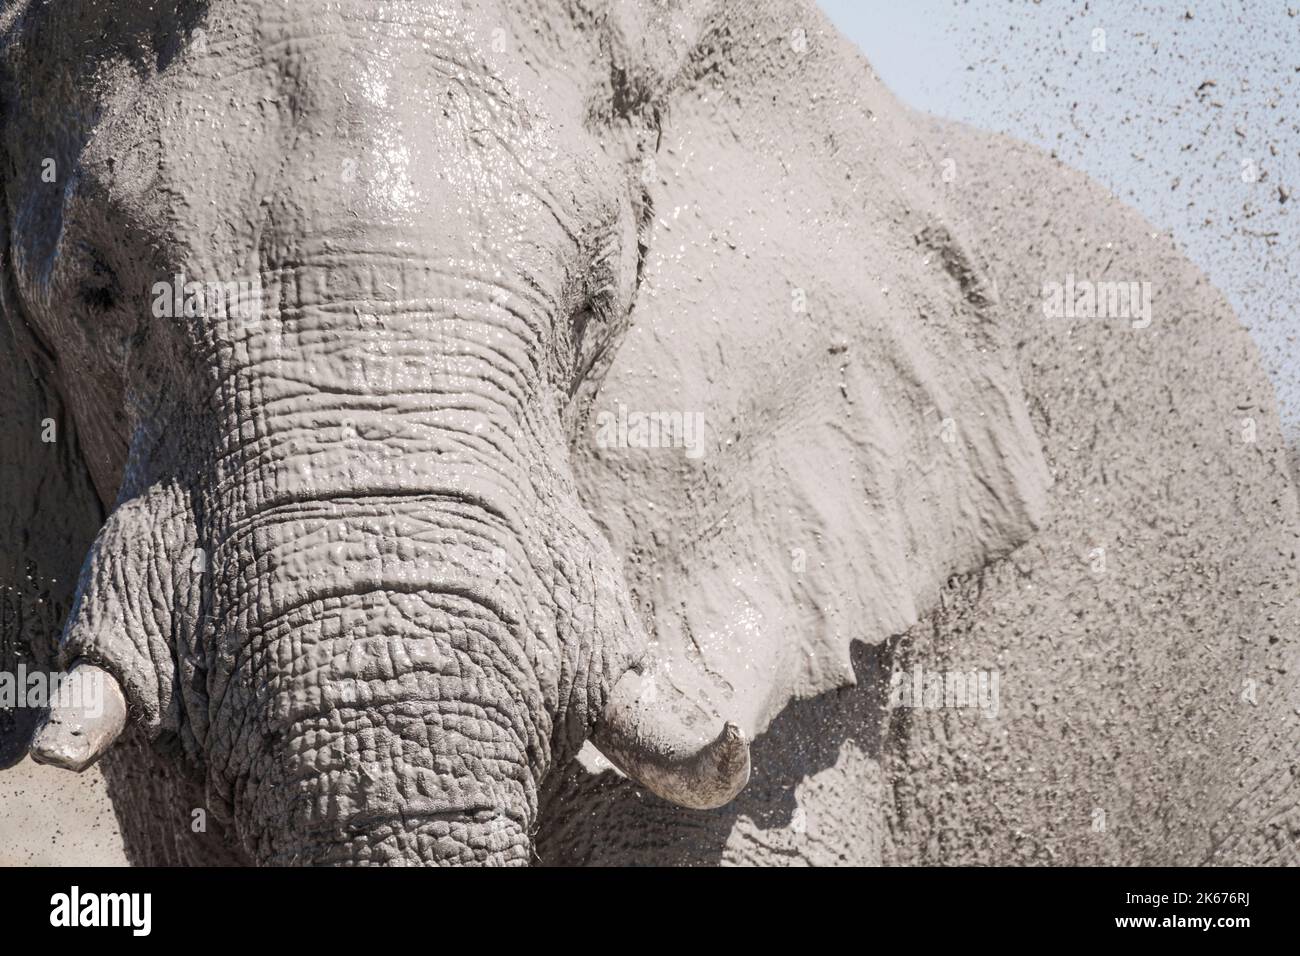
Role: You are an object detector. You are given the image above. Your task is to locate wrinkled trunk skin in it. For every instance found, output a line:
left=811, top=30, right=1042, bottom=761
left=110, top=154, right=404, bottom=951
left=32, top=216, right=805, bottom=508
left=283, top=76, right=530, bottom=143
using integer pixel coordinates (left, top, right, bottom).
left=227, top=585, right=536, bottom=865
left=209, top=499, right=539, bottom=865
left=178, top=255, right=610, bottom=864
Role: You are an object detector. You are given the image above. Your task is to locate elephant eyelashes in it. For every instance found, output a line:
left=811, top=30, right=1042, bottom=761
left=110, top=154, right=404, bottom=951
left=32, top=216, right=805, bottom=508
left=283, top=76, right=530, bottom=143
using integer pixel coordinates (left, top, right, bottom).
left=78, top=282, right=118, bottom=313
left=75, top=250, right=121, bottom=313
left=564, top=300, right=611, bottom=396
left=568, top=304, right=596, bottom=381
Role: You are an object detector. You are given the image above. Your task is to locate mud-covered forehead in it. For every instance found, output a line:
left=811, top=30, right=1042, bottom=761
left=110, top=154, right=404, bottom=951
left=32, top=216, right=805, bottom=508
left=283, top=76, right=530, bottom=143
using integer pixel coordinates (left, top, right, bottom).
left=2, top=0, right=627, bottom=224
left=0, top=0, right=716, bottom=144
left=1, top=0, right=644, bottom=359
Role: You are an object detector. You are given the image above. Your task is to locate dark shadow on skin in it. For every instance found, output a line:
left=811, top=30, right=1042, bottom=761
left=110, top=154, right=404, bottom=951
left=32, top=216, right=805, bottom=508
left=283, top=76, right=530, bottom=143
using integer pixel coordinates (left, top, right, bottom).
left=0, top=701, right=41, bottom=770
left=100, top=725, right=252, bottom=866
left=535, top=638, right=899, bottom=866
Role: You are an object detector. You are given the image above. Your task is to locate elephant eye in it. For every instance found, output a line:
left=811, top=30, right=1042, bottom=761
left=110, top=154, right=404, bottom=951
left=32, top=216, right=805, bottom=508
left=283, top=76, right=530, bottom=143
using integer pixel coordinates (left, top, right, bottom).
left=77, top=248, right=122, bottom=313
left=79, top=283, right=118, bottom=312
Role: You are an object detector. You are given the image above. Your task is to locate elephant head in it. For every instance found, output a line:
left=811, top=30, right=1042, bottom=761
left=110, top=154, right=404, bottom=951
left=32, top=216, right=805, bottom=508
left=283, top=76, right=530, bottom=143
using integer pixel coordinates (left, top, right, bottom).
left=0, top=0, right=1049, bottom=864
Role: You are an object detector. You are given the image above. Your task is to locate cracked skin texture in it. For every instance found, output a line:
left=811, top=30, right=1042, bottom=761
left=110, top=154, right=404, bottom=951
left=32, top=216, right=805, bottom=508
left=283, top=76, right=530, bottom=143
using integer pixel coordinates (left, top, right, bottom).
left=2, top=0, right=1296, bottom=865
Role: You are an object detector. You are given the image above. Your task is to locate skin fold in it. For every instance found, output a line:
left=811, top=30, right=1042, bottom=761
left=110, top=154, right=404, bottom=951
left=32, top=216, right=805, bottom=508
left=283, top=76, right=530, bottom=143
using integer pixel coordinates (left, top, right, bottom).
left=1, top=0, right=1295, bottom=866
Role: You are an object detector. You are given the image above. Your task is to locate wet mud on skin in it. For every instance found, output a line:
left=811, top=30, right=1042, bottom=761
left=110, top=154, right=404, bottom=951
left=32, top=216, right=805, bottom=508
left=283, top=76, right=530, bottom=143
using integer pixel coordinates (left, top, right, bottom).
left=1, top=0, right=1296, bottom=866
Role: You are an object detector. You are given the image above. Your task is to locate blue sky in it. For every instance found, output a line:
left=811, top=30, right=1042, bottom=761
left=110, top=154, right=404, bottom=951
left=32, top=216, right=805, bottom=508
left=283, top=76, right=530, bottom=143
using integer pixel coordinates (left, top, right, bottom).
left=819, top=0, right=1298, bottom=441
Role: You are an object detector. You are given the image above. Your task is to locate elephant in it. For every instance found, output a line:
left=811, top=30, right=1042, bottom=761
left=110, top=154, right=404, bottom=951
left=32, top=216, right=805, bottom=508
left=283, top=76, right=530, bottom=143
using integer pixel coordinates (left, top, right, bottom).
left=1, top=0, right=1296, bottom=866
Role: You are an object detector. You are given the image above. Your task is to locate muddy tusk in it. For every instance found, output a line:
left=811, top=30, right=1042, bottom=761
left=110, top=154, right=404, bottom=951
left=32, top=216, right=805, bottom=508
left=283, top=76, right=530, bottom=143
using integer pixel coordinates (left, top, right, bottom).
left=592, top=667, right=751, bottom=810
left=29, top=663, right=128, bottom=772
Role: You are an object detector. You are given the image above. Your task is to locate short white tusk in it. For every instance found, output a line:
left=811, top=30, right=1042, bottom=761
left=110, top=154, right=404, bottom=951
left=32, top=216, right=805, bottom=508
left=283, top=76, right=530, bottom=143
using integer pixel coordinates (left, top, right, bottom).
left=592, top=666, right=750, bottom=810
left=29, top=663, right=127, bottom=772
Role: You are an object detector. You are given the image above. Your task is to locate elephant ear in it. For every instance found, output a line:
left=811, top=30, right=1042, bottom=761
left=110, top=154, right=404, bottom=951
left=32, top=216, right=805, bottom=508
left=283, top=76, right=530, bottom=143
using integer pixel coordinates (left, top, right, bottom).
left=0, top=85, right=103, bottom=769
left=572, top=11, right=1050, bottom=740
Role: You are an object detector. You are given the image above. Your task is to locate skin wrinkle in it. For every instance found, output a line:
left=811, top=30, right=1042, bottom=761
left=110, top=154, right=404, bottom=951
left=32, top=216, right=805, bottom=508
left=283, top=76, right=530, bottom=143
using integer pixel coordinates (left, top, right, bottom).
left=201, top=321, right=538, bottom=408
left=276, top=700, right=538, bottom=797
left=245, top=587, right=540, bottom=707
left=256, top=650, right=535, bottom=780
left=206, top=422, right=540, bottom=524
left=271, top=679, right=536, bottom=778
left=230, top=676, right=538, bottom=858
left=223, top=387, right=536, bottom=459
left=192, top=283, right=553, bottom=520
left=272, top=667, right=538, bottom=752
left=58, top=478, right=195, bottom=734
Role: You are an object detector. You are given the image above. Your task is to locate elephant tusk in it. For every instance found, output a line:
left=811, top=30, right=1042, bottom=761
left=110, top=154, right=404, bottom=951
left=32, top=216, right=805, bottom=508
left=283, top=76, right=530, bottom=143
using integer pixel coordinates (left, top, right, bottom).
left=29, top=663, right=128, bottom=772
left=592, top=666, right=750, bottom=810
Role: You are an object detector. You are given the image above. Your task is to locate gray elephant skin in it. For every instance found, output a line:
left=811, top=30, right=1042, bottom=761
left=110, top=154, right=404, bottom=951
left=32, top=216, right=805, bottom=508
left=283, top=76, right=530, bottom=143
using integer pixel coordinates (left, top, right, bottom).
left=0, top=0, right=1295, bottom=866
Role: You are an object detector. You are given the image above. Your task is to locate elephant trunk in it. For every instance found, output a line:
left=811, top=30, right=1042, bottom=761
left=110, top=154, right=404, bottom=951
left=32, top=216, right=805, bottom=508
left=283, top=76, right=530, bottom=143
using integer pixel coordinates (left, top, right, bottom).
left=210, top=495, right=542, bottom=865
left=246, top=597, right=536, bottom=865
left=193, top=288, right=552, bottom=860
